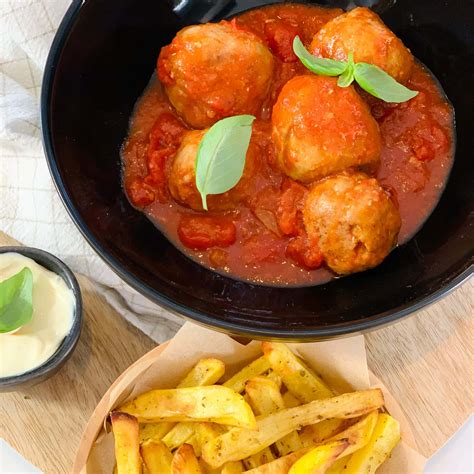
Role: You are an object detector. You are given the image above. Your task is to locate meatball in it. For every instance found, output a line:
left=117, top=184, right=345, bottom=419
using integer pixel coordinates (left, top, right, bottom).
left=303, top=173, right=401, bottom=274
left=158, top=22, right=274, bottom=129
left=310, top=7, right=414, bottom=83
left=168, top=129, right=256, bottom=211
left=272, top=75, right=381, bottom=183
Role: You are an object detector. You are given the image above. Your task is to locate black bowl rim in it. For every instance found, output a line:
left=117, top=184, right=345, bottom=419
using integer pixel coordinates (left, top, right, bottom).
left=0, top=246, right=83, bottom=388
left=41, top=0, right=473, bottom=340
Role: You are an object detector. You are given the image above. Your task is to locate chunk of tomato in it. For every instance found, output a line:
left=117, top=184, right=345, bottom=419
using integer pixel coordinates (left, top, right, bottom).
left=277, top=179, right=307, bottom=236
left=286, top=234, right=323, bottom=269
left=178, top=215, right=236, bottom=250
left=264, top=19, right=299, bottom=63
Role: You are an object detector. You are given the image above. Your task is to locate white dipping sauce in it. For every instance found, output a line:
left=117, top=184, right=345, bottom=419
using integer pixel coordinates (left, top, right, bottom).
left=0, top=253, right=75, bottom=378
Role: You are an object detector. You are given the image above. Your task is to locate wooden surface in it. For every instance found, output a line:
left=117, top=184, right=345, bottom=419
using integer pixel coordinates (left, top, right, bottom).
left=0, top=231, right=472, bottom=473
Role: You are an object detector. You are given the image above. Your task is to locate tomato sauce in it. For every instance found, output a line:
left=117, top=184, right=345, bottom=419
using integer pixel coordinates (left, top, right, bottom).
left=121, top=3, right=454, bottom=286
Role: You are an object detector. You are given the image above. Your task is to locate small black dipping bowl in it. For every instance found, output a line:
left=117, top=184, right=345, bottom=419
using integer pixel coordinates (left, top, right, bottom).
left=0, top=247, right=82, bottom=392
left=41, top=0, right=473, bottom=340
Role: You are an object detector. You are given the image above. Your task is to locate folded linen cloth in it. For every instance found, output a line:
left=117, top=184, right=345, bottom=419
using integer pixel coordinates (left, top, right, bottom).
left=0, top=0, right=182, bottom=342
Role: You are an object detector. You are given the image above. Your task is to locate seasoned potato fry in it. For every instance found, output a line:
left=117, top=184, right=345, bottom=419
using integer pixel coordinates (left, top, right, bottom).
left=246, top=377, right=302, bottom=456
left=202, top=389, right=384, bottom=467
left=120, top=386, right=256, bottom=428
left=141, top=440, right=173, bottom=474
left=139, top=359, right=225, bottom=443
left=243, top=448, right=276, bottom=470
left=262, top=343, right=332, bottom=402
left=328, top=411, right=378, bottom=447
left=263, top=344, right=348, bottom=447
left=344, top=413, right=400, bottom=473
left=195, top=422, right=225, bottom=447
left=244, top=411, right=378, bottom=474
left=282, top=392, right=301, bottom=408
left=139, top=421, right=175, bottom=444
left=223, top=357, right=271, bottom=393
left=172, top=444, right=202, bottom=474
left=246, top=377, right=284, bottom=415
left=300, top=419, right=353, bottom=447
left=243, top=448, right=313, bottom=474
left=178, top=358, right=226, bottom=388
left=221, top=462, right=244, bottom=474
left=163, top=422, right=195, bottom=450
left=111, top=412, right=142, bottom=474
left=288, top=440, right=349, bottom=474
left=325, top=455, right=349, bottom=474
left=265, top=370, right=282, bottom=389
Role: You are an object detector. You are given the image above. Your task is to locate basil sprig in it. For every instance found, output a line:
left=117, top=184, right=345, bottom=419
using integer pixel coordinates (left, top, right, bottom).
left=0, top=267, right=33, bottom=333
left=293, top=36, right=418, bottom=103
left=195, top=115, right=255, bottom=210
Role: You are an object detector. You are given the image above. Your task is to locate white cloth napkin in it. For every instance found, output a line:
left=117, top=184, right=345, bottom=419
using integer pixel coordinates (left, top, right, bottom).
left=0, top=0, right=182, bottom=342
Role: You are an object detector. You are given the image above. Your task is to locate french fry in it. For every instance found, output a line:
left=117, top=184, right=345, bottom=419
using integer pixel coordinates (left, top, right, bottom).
left=120, top=386, right=256, bottom=428
left=244, top=411, right=379, bottom=474
left=344, top=413, right=400, bottom=473
left=245, top=377, right=302, bottom=456
left=194, top=423, right=243, bottom=474
left=262, top=343, right=347, bottom=446
left=223, top=357, right=271, bottom=393
left=139, top=359, right=225, bottom=443
left=178, top=358, right=225, bottom=388
left=243, top=448, right=313, bottom=474
left=139, top=422, right=174, bottom=444
left=195, top=422, right=225, bottom=447
left=282, top=392, right=301, bottom=408
left=288, top=440, right=350, bottom=474
left=243, top=448, right=276, bottom=470
left=172, top=444, right=202, bottom=474
left=162, top=422, right=195, bottom=450
left=300, top=419, right=353, bottom=447
left=202, top=389, right=384, bottom=468
left=265, top=370, right=282, bottom=390
left=141, top=440, right=173, bottom=474
left=325, top=455, right=349, bottom=474
left=287, top=411, right=380, bottom=473
left=328, top=411, right=378, bottom=447
left=246, top=377, right=284, bottom=415
left=221, top=462, right=244, bottom=474
left=261, top=343, right=332, bottom=402
left=111, top=412, right=142, bottom=474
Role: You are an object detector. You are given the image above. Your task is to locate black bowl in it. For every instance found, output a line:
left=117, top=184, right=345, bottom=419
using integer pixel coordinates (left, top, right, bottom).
left=41, top=0, right=473, bottom=340
left=0, top=247, right=82, bottom=392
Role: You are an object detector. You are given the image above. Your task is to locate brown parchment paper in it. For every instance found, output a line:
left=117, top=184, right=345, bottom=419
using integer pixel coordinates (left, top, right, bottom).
left=75, top=322, right=427, bottom=474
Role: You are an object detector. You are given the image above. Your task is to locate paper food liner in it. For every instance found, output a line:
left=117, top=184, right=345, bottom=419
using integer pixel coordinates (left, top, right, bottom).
left=74, top=323, right=427, bottom=473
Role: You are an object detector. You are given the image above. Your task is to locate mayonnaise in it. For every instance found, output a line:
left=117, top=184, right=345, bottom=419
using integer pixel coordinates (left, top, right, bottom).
left=0, top=253, right=75, bottom=378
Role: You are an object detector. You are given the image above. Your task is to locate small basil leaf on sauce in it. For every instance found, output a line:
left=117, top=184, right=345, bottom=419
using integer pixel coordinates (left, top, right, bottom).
left=354, top=63, right=418, bottom=103
left=0, top=267, right=33, bottom=333
left=293, top=36, right=347, bottom=76
left=195, top=115, right=255, bottom=210
left=337, top=52, right=355, bottom=88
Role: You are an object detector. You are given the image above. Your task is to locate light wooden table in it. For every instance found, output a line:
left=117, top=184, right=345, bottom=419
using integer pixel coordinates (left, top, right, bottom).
left=0, top=232, right=472, bottom=472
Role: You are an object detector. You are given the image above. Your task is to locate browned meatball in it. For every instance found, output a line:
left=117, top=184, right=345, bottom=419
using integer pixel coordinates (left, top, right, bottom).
left=303, top=173, right=401, bottom=274
left=272, top=75, right=381, bottom=183
left=158, top=22, right=274, bottom=129
left=168, top=129, right=256, bottom=211
left=310, top=7, right=414, bottom=83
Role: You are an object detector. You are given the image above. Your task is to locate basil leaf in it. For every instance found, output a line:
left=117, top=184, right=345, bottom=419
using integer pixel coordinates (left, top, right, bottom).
left=293, top=36, right=347, bottom=76
left=354, top=63, right=418, bottom=103
left=195, top=115, right=255, bottom=210
left=337, top=52, right=355, bottom=88
left=0, top=267, right=33, bottom=333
